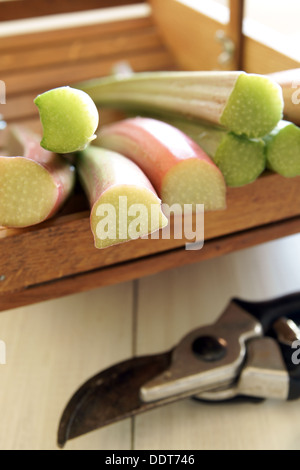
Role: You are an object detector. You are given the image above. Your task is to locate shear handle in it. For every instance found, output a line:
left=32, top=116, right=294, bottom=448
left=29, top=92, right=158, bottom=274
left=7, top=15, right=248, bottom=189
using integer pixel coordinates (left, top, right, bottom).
left=273, top=317, right=300, bottom=401
left=233, top=291, right=300, bottom=333
left=235, top=292, right=300, bottom=401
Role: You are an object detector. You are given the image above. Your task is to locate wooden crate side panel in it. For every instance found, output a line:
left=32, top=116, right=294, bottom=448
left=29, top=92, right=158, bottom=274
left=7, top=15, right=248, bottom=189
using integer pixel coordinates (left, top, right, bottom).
left=0, top=173, right=300, bottom=294
left=243, top=35, right=299, bottom=74
left=1, top=214, right=300, bottom=313
left=148, top=0, right=226, bottom=71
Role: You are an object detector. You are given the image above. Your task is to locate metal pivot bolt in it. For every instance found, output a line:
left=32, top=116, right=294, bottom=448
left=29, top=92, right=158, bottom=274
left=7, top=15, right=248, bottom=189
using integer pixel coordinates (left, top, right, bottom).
left=192, top=335, right=227, bottom=362
left=215, top=30, right=235, bottom=65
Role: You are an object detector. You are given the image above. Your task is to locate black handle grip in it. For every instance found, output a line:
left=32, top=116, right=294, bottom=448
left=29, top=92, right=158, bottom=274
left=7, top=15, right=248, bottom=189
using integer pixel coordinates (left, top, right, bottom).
left=233, top=291, right=300, bottom=333
left=234, top=291, right=300, bottom=400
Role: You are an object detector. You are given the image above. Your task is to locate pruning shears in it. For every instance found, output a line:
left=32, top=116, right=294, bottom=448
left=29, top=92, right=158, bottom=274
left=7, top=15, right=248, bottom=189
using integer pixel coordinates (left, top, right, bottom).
left=57, top=291, right=300, bottom=448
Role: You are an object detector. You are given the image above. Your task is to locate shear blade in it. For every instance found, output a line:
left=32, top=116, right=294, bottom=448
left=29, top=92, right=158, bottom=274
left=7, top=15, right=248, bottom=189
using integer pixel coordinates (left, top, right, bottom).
left=57, top=351, right=172, bottom=447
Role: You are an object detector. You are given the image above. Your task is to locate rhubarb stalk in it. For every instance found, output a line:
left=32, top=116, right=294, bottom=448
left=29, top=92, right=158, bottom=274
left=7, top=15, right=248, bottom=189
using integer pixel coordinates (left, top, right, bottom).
left=156, top=117, right=266, bottom=187
left=34, top=86, right=99, bottom=153
left=77, top=145, right=168, bottom=249
left=77, top=70, right=283, bottom=138
left=264, top=120, right=300, bottom=177
left=97, top=117, right=226, bottom=212
left=268, top=69, right=300, bottom=126
left=0, top=125, right=75, bottom=228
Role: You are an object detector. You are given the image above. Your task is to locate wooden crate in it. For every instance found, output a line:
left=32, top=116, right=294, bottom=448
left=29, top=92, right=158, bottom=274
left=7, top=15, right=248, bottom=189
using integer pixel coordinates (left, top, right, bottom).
left=0, top=0, right=299, bottom=312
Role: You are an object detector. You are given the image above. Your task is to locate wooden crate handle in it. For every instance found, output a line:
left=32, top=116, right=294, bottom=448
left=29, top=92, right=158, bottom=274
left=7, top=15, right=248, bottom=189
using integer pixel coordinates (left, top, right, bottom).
left=228, top=0, right=244, bottom=69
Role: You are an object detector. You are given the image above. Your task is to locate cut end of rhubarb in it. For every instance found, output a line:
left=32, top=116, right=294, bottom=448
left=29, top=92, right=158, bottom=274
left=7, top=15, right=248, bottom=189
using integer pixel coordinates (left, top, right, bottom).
left=0, top=157, right=58, bottom=227
left=34, top=86, right=99, bottom=153
left=91, top=185, right=168, bottom=249
left=214, top=133, right=266, bottom=187
left=161, top=158, right=226, bottom=212
left=220, top=73, right=283, bottom=138
left=265, top=121, right=300, bottom=177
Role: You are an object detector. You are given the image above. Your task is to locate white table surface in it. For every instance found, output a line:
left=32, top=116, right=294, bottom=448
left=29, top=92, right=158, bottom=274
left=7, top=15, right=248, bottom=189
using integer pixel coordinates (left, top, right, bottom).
left=1, top=233, right=300, bottom=450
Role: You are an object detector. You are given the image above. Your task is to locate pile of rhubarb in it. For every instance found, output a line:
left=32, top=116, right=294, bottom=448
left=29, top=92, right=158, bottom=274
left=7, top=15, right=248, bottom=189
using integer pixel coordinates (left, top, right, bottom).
left=0, top=69, right=299, bottom=250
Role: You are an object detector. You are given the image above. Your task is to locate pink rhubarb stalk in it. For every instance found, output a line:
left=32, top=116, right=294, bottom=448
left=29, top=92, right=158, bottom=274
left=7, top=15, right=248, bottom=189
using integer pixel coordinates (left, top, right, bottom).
left=97, top=117, right=226, bottom=213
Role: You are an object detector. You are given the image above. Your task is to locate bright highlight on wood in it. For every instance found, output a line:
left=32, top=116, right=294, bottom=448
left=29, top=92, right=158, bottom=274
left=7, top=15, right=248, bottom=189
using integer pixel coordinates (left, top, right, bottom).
left=34, top=86, right=99, bottom=153
left=0, top=126, right=75, bottom=228
left=97, top=117, right=226, bottom=213
left=76, top=145, right=168, bottom=249
left=77, top=70, right=283, bottom=138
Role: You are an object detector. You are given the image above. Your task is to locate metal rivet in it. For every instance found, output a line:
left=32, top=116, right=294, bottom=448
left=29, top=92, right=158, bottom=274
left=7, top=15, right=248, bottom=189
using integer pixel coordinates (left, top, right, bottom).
left=192, top=335, right=227, bottom=362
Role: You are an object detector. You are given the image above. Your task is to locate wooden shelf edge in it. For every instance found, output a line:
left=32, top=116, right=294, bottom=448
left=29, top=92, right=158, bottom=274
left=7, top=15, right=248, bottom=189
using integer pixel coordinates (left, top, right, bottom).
left=1, top=214, right=300, bottom=313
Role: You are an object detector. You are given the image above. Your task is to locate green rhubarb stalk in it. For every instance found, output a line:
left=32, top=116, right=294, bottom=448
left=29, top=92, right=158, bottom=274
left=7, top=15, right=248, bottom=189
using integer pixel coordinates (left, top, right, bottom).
left=34, top=86, right=99, bottom=153
left=157, top=117, right=266, bottom=187
left=264, top=120, right=300, bottom=177
left=76, top=70, right=283, bottom=138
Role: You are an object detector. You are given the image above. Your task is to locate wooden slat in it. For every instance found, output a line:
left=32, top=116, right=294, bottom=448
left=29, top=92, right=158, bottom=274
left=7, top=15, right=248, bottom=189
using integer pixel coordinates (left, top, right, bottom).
left=0, top=15, right=153, bottom=50
left=0, top=172, right=300, bottom=294
left=0, top=28, right=162, bottom=74
left=2, top=94, right=38, bottom=122
left=2, top=48, right=174, bottom=97
left=1, top=214, right=300, bottom=313
left=0, top=0, right=146, bottom=21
